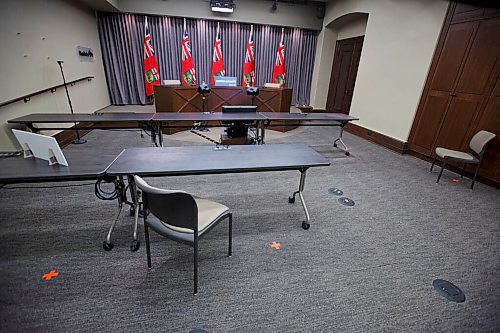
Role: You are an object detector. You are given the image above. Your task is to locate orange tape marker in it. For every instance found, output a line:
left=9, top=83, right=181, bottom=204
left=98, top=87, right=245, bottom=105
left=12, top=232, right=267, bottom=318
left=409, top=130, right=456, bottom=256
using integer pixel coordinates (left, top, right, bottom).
left=452, top=179, right=460, bottom=183
left=271, top=241, right=281, bottom=250
left=42, top=270, right=59, bottom=280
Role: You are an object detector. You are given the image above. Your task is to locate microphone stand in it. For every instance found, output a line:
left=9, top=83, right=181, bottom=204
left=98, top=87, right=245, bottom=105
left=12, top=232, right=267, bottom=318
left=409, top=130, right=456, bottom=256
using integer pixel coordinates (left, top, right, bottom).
left=57, top=61, right=86, bottom=144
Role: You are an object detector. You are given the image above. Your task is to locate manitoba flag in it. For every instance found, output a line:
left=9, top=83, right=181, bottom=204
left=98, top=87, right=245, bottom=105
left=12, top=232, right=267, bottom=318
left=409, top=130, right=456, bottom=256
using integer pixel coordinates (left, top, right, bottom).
left=211, top=23, right=225, bottom=86
left=242, top=25, right=255, bottom=87
left=181, top=19, right=197, bottom=85
left=272, top=28, right=286, bottom=87
left=143, top=17, right=160, bottom=96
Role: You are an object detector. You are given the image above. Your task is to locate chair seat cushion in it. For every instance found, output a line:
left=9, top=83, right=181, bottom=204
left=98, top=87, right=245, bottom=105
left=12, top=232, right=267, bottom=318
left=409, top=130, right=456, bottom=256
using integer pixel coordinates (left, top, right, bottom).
left=435, top=147, right=474, bottom=161
left=145, top=198, right=230, bottom=243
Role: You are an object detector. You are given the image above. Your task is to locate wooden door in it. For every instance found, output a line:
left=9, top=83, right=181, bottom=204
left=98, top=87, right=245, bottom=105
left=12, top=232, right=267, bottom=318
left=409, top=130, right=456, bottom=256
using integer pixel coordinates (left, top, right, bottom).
left=326, top=36, right=364, bottom=114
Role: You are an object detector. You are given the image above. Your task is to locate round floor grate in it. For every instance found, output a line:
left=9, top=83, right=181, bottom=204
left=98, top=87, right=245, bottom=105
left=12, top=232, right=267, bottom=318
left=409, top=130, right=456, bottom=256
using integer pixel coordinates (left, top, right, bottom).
left=432, top=279, right=465, bottom=303
left=338, top=197, right=355, bottom=206
left=328, top=188, right=344, bottom=196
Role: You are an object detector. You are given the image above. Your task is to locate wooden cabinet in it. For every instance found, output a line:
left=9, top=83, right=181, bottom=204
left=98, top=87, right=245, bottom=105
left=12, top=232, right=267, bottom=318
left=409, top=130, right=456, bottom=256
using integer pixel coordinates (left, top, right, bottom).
left=409, top=2, right=500, bottom=184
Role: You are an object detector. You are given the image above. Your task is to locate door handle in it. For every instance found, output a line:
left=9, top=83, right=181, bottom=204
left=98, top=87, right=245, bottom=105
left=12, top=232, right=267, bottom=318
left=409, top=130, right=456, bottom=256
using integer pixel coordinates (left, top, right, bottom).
left=449, top=92, right=457, bottom=96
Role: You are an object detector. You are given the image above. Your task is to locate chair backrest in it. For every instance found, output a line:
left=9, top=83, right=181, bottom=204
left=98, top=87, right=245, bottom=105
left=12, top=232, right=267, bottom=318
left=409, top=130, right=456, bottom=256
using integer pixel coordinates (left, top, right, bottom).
left=134, top=175, right=198, bottom=231
left=469, top=130, right=496, bottom=156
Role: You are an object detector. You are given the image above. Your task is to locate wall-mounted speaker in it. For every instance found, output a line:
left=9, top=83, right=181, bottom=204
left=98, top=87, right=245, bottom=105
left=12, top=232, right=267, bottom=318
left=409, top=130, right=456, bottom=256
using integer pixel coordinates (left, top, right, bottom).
left=317, top=3, right=325, bottom=19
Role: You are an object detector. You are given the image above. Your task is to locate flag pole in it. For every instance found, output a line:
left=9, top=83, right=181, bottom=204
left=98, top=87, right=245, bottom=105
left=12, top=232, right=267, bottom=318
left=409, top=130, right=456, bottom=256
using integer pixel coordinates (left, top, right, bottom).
left=56, top=60, right=86, bottom=144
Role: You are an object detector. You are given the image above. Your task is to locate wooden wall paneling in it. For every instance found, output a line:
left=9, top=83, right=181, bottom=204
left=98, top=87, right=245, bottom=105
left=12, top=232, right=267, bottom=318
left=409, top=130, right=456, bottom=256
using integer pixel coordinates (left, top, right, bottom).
left=208, top=87, right=251, bottom=111
left=409, top=2, right=500, bottom=186
left=409, top=21, right=477, bottom=155
left=451, top=3, right=485, bottom=22
left=474, top=73, right=500, bottom=181
left=434, top=17, right=500, bottom=153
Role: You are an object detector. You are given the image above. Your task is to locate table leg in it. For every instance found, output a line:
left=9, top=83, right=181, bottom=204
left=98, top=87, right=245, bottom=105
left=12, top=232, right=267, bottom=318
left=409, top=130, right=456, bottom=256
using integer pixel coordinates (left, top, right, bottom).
left=158, top=121, right=163, bottom=147
left=333, top=122, right=350, bottom=156
left=128, top=175, right=141, bottom=252
left=288, top=168, right=311, bottom=229
left=103, top=176, right=126, bottom=251
left=149, top=121, right=162, bottom=147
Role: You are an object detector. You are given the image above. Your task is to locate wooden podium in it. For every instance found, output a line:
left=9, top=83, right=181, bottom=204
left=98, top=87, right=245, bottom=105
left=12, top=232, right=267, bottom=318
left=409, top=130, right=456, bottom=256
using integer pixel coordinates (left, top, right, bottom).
left=154, top=85, right=295, bottom=134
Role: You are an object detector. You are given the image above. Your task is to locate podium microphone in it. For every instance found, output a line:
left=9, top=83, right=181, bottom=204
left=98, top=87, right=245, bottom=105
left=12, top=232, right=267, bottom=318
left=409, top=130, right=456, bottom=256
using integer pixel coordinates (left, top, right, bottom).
left=56, top=60, right=86, bottom=144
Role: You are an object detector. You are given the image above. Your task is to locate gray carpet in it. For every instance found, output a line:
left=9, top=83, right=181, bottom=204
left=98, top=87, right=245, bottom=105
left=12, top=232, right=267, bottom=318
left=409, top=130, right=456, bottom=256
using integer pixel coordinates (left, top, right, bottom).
left=0, top=125, right=499, bottom=332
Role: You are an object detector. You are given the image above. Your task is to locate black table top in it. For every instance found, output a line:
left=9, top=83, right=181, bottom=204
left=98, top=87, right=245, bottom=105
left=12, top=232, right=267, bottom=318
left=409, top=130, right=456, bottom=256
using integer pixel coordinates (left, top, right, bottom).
left=9, top=112, right=358, bottom=125
left=153, top=112, right=267, bottom=122
left=106, top=143, right=330, bottom=177
left=0, top=150, right=123, bottom=184
left=8, top=113, right=155, bottom=124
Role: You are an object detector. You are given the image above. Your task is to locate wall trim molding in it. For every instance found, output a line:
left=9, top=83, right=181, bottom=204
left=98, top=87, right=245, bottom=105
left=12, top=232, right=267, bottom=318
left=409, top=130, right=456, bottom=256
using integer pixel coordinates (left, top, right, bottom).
left=344, top=122, right=408, bottom=154
left=53, top=123, right=92, bottom=148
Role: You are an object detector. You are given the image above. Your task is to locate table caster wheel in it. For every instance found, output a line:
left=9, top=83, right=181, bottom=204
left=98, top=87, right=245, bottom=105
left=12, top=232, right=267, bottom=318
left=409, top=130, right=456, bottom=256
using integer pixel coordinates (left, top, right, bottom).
left=130, top=240, right=140, bottom=252
left=103, top=241, right=114, bottom=251
left=301, top=221, right=310, bottom=230
left=288, top=196, right=295, bottom=204
left=129, top=206, right=135, bottom=216
left=333, top=143, right=337, bottom=147
left=345, top=151, right=350, bottom=156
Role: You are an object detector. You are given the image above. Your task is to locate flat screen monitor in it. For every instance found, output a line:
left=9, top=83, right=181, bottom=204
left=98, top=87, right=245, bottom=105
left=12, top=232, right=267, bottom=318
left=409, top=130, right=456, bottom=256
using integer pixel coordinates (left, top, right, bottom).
left=12, top=129, right=69, bottom=166
left=222, top=105, right=257, bottom=113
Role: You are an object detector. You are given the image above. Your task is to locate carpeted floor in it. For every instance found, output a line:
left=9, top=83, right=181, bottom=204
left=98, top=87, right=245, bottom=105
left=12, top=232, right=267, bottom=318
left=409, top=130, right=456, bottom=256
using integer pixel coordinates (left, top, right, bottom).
left=0, top=125, right=499, bottom=332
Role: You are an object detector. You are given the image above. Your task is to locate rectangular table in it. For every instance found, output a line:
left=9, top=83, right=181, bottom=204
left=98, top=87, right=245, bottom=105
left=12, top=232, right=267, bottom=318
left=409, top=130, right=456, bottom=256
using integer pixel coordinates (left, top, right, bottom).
left=0, top=149, right=122, bottom=184
left=0, top=143, right=330, bottom=252
left=104, top=143, right=330, bottom=249
left=260, top=112, right=359, bottom=155
left=8, top=113, right=160, bottom=146
left=9, top=111, right=359, bottom=153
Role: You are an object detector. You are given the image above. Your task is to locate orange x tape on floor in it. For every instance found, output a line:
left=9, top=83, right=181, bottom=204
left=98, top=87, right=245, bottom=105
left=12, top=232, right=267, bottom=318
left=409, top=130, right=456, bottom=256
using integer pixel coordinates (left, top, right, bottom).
left=271, top=241, right=281, bottom=250
left=452, top=179, right=461, bottom=183
left=42, top=270, right=59, bottom=280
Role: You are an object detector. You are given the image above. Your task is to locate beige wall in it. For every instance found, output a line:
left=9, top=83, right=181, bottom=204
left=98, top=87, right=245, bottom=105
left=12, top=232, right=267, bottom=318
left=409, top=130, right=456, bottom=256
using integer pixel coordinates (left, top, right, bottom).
left=118, top=0, right=324, bottom=30
left=311, top=0, right=449, bottom=142
left=0, top=0, right=110, bottom=151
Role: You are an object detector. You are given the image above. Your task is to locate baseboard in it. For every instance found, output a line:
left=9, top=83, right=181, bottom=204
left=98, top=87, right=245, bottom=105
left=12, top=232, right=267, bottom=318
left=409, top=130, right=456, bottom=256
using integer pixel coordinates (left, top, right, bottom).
left=53, top=123, right=93, bottom=148
left=344, top=122, right=408, bottom=154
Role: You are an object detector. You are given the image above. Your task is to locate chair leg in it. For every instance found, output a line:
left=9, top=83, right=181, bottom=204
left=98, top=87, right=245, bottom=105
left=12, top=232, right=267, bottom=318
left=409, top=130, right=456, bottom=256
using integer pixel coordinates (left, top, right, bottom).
left=437, top=158, right=447, bottom=184
left=228, top=213, right=232, bottom=257
left=145, top=224, right=152, bottom=268
left=430, top=155, right=437, bottom=172
left=193, top=238, right=198, bottom=295
left=471, top=163, right=480, bottom=190
left=461, top=162, right=466, bottom=178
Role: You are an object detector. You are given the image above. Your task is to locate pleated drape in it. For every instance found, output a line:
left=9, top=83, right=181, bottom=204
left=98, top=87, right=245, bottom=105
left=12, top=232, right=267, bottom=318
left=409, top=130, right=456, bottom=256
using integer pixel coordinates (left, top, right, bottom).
left=97, top=13, right=318, bottom=105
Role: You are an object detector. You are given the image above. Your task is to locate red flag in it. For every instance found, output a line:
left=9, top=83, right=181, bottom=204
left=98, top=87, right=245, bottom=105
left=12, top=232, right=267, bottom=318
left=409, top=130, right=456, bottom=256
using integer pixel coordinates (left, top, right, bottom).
left=272, top=28, right=286, bottom=87
left=211, top=23, right=225, bottom=85
left=144, top=17, right=160, bottom=96
left=242, top=26, right=255, bottom=87
left=181, top=19, right=197, bottom=85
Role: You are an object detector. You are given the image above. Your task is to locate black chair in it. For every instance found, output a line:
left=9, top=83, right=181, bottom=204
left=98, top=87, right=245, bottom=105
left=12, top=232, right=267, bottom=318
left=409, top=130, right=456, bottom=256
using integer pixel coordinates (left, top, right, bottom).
left=221, top=105, right=257, bottom=138
left=134, top=175, right=232, bottom=294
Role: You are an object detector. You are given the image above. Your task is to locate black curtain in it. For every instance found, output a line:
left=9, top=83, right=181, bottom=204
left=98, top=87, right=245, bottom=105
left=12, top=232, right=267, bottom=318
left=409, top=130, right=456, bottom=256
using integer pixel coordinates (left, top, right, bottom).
left=97, top=13, right=318, bottom=105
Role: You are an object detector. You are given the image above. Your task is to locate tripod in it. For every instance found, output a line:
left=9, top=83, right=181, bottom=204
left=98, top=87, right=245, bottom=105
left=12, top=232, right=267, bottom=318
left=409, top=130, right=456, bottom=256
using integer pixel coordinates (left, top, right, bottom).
left=57, top=60, right=86, bottom=144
